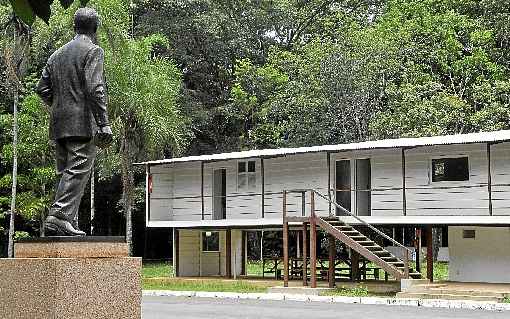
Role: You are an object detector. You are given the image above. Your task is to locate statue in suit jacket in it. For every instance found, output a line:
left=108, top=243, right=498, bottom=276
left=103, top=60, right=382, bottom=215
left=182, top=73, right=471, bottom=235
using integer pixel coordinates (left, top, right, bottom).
left=37, top=8, right=112, bottom=236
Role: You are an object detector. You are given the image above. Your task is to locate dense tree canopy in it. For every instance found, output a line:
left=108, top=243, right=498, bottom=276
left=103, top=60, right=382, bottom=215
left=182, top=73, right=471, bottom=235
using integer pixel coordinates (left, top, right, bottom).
left=1, top=0, right=509, bottom=254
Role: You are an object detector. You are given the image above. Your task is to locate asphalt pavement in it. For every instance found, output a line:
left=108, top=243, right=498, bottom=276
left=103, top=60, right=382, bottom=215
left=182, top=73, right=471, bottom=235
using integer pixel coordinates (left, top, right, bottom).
left=142, top=295, right=509, bottom=319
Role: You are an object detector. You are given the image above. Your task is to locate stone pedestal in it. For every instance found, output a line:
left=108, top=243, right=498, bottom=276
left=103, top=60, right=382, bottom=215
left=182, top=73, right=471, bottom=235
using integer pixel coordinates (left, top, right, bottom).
left=0, top=237, right=141, bottom=319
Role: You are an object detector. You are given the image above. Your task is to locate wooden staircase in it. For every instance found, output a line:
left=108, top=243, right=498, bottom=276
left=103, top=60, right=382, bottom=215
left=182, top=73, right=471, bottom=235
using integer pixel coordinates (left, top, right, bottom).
left=282, top=189, right=422, bottom=288
left=316, top=217, right=422, bottom=280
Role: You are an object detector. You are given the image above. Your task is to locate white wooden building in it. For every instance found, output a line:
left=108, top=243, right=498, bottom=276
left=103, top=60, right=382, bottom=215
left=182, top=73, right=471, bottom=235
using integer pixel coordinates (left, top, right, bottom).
left=139, top=130, right=510, bottom=283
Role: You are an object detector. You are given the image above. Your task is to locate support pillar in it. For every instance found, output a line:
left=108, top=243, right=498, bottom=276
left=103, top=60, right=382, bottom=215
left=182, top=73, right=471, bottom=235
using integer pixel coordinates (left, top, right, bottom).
left=173, top=228, right=179, bottom=277
left=226, top=229, right=232, bottom=278
left=283, top=191, right=289, bottom=287
left=302, top=222, right=308, bottom=286
left=351, top=250, right=359, bottom=281
left=415, top=228, right=422, bottom=273
left=328, top=234, right=335, bottom=288
left=426, top=226, right=433, bottom=282
left=310, top=192, right=317, bottom=288
left=241, top=231, right=246, bottom=276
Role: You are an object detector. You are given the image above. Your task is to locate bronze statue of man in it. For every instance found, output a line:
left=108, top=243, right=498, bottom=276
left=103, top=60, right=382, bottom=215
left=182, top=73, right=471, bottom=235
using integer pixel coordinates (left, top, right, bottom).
left=36, top=8, right=112, bottom=236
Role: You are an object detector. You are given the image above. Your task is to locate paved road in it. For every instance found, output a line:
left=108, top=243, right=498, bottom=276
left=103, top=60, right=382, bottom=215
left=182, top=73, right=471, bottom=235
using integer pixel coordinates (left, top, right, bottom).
left=142, top=296, right=508, bottom=319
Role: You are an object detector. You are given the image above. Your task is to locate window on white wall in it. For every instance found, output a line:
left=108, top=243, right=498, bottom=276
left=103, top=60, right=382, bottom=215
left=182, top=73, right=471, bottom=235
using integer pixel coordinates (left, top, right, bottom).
left=432, top=157, right=469, bottom=182
left=202, top=231, right=220, bottom=252
left=238, top=160, right=256, bottom=190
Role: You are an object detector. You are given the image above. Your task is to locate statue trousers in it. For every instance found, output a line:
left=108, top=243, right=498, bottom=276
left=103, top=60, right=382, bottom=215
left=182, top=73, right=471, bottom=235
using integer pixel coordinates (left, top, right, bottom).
left=49, top=137, right=97, bottom=223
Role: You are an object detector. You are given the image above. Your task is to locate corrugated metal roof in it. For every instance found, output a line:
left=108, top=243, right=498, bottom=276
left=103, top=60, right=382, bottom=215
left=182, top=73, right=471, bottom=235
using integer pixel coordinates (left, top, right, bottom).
left=137, top=130, right=510, bottom=165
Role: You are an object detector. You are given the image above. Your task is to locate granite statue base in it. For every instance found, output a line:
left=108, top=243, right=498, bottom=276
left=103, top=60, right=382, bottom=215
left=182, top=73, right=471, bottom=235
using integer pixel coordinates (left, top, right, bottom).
left=0, top=237, right=141, bottom=319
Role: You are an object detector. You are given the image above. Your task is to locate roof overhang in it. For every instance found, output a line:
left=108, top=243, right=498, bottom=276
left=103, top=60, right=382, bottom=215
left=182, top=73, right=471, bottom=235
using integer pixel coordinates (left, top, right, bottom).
left=136, top=130, right=510, bottom=166
left=147, top=216, right=510, bottom=229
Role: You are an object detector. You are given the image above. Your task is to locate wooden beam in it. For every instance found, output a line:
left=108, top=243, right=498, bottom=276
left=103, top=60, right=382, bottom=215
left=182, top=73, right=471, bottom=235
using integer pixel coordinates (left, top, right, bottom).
left=226, top=229, right=232, bottom=278
left=201, top=162, right=204, bottom=220
left=286, top=216, right=310, bottom=223
left=302, top=222, right=308, bottom=286
left=241, top=230, right=246, bottom=276
left=261, top=158, right=265, bottom=218
left=351, top=250, right=359, bottom=281
left=426, top=226, right=433, bottom=282
left=283, top=191, right=289, bottom=287
left=328, top=234, right=335, bottom=288
left=415, top=228, right=422, bottom=273
left=174, top=228, right=179, bottom=277
left=488, top=143, right=493, bottom=216
left=402, top=148, right=407, bottom=216
left=327, top=152, right=332, bottom=216
left=310, top=192, right=317, bottom=288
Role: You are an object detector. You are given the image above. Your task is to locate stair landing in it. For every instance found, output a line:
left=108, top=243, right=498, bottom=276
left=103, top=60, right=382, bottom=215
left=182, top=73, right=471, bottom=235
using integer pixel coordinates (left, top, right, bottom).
left=397, top=282, right=510, bottom=302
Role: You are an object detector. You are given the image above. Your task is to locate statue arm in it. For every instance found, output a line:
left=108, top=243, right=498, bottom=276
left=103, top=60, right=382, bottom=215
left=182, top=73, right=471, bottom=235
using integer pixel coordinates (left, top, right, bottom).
left=85, top=46, right=110, bottom=127
left=36, top=64, right=53, bottom=108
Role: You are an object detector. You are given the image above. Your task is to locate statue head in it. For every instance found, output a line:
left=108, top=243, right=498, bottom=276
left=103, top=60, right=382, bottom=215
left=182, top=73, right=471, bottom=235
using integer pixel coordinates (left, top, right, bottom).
left=74, top=8, right=100, bottom=36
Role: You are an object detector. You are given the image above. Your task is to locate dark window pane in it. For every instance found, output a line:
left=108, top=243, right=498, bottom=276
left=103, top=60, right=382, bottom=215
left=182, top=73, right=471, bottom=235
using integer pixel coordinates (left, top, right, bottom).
left=463, top=229, right=475, bottom=239
left=248, top=161, right=256, bottom=172
left=238, top=162, right=246, bottom=173
left=432, top=157, right=469, bottom=182
left=203, top=232, right=220, bottom=251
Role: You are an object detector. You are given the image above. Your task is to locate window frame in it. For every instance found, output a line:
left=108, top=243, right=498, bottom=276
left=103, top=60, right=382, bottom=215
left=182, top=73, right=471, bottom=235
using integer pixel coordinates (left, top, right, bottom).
left=237, top=160, right=257, bottom=191
left=430, top=155, right=470, bottom=183
left=201, top=231, right=220, bottom=253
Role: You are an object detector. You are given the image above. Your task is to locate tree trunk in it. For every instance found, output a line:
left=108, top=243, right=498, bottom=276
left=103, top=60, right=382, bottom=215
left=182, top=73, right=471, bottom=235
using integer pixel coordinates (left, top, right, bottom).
left=121, top=125, right=136, bottom=256
left=90, top=166, right=95, bottom=235
left=7, top=29, right=19, bottom=258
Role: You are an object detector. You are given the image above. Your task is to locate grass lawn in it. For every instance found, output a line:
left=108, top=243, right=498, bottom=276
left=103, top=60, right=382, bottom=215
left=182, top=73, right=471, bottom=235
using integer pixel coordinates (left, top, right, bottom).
left=141, top=260, right=449, bottom=294
left=143, top=278, right=269, bottom=293
left=142, top=260, right=174, bottom=278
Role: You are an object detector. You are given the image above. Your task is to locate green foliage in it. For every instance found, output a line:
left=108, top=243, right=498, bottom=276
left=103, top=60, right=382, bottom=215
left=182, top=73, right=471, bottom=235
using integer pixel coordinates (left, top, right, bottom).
left=0, top=93, right=52, bottom=224
left=13, top=230, right=29, bottom=240
left=8, top=0, right=89, bottom=25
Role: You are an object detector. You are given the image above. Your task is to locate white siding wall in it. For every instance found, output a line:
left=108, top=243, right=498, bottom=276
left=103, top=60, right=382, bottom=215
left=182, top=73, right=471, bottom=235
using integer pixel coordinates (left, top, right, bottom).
left=172, top=162, right=203, bottom=221
left=265, top=153, right=330, bottom=218
left=449, top=226, right=510, bottom=283
left=150, top=142, right=510, bottom=222
left=491, top=142, right=510, bottom=216
left=176, top=230, right=243, bottom=277
left=367, top=150, right=403, bottom=216
left=405, top=144, right=489, bottom=216
left=149, top=164, right=174, bottom=221
left=204, top=160, right=262, bottom=220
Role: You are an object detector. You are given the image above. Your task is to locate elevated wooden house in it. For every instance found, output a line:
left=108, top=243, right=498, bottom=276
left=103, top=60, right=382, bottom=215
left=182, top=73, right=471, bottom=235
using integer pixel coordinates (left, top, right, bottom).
left=139, top=130, right=510, bottom=284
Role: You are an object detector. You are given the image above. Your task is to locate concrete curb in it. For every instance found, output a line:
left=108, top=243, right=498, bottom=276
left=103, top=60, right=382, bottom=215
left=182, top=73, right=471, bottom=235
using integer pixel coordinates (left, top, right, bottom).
left=143, top=290, right=510, bottom=312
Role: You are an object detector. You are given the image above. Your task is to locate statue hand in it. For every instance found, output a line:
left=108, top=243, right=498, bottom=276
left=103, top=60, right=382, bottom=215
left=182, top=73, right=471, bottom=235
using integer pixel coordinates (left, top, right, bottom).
left=94, top=125, right=113, bottom=148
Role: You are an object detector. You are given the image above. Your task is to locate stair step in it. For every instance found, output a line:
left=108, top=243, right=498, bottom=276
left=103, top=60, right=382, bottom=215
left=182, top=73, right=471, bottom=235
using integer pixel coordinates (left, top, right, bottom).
left=342, top=231, right=359, bottom=235
left=350, top=236, right=366, bottom=239
left=388, top=261, right=405, bottom=265
left=373, top=250, right=391, bottom=256
left=381, top=256, right=398, bottom=260
left=364, top=246, right=383, bottom=251
left=396, top=292, right=503, bottom=302
left=357, top=241, right=375, bottom=245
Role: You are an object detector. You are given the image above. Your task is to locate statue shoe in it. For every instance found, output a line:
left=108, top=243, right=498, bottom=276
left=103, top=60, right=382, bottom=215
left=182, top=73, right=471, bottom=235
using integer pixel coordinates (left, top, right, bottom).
left=45, top=216, right=86, bottom=236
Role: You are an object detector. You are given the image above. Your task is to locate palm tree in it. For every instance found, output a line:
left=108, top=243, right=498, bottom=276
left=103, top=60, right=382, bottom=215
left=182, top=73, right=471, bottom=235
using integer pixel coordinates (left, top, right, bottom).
left=104, top=33, right=188, bottom=255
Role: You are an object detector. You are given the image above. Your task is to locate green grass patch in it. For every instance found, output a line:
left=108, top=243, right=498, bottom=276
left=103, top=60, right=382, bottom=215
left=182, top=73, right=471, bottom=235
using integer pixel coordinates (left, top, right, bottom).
left=143, top=278, right=268, bottom=293
left=415, top=262, right=448, bottom=281
left=321, top=286, right=370, bottom=297
left=247, top=260, right=264, bottom=277
left=142, top=260, right=174, bottom=278
left=502, top=296, right=510, bottom=304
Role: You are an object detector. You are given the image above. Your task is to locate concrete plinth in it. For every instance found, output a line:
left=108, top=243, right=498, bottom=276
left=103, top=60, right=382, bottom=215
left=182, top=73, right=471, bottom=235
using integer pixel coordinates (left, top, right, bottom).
left=0, top=237, right=141, bottom=319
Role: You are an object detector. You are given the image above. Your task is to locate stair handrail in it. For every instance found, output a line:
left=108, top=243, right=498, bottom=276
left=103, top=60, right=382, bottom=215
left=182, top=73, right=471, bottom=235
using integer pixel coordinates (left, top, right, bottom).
left=284, top=188, right=413, bottom=254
